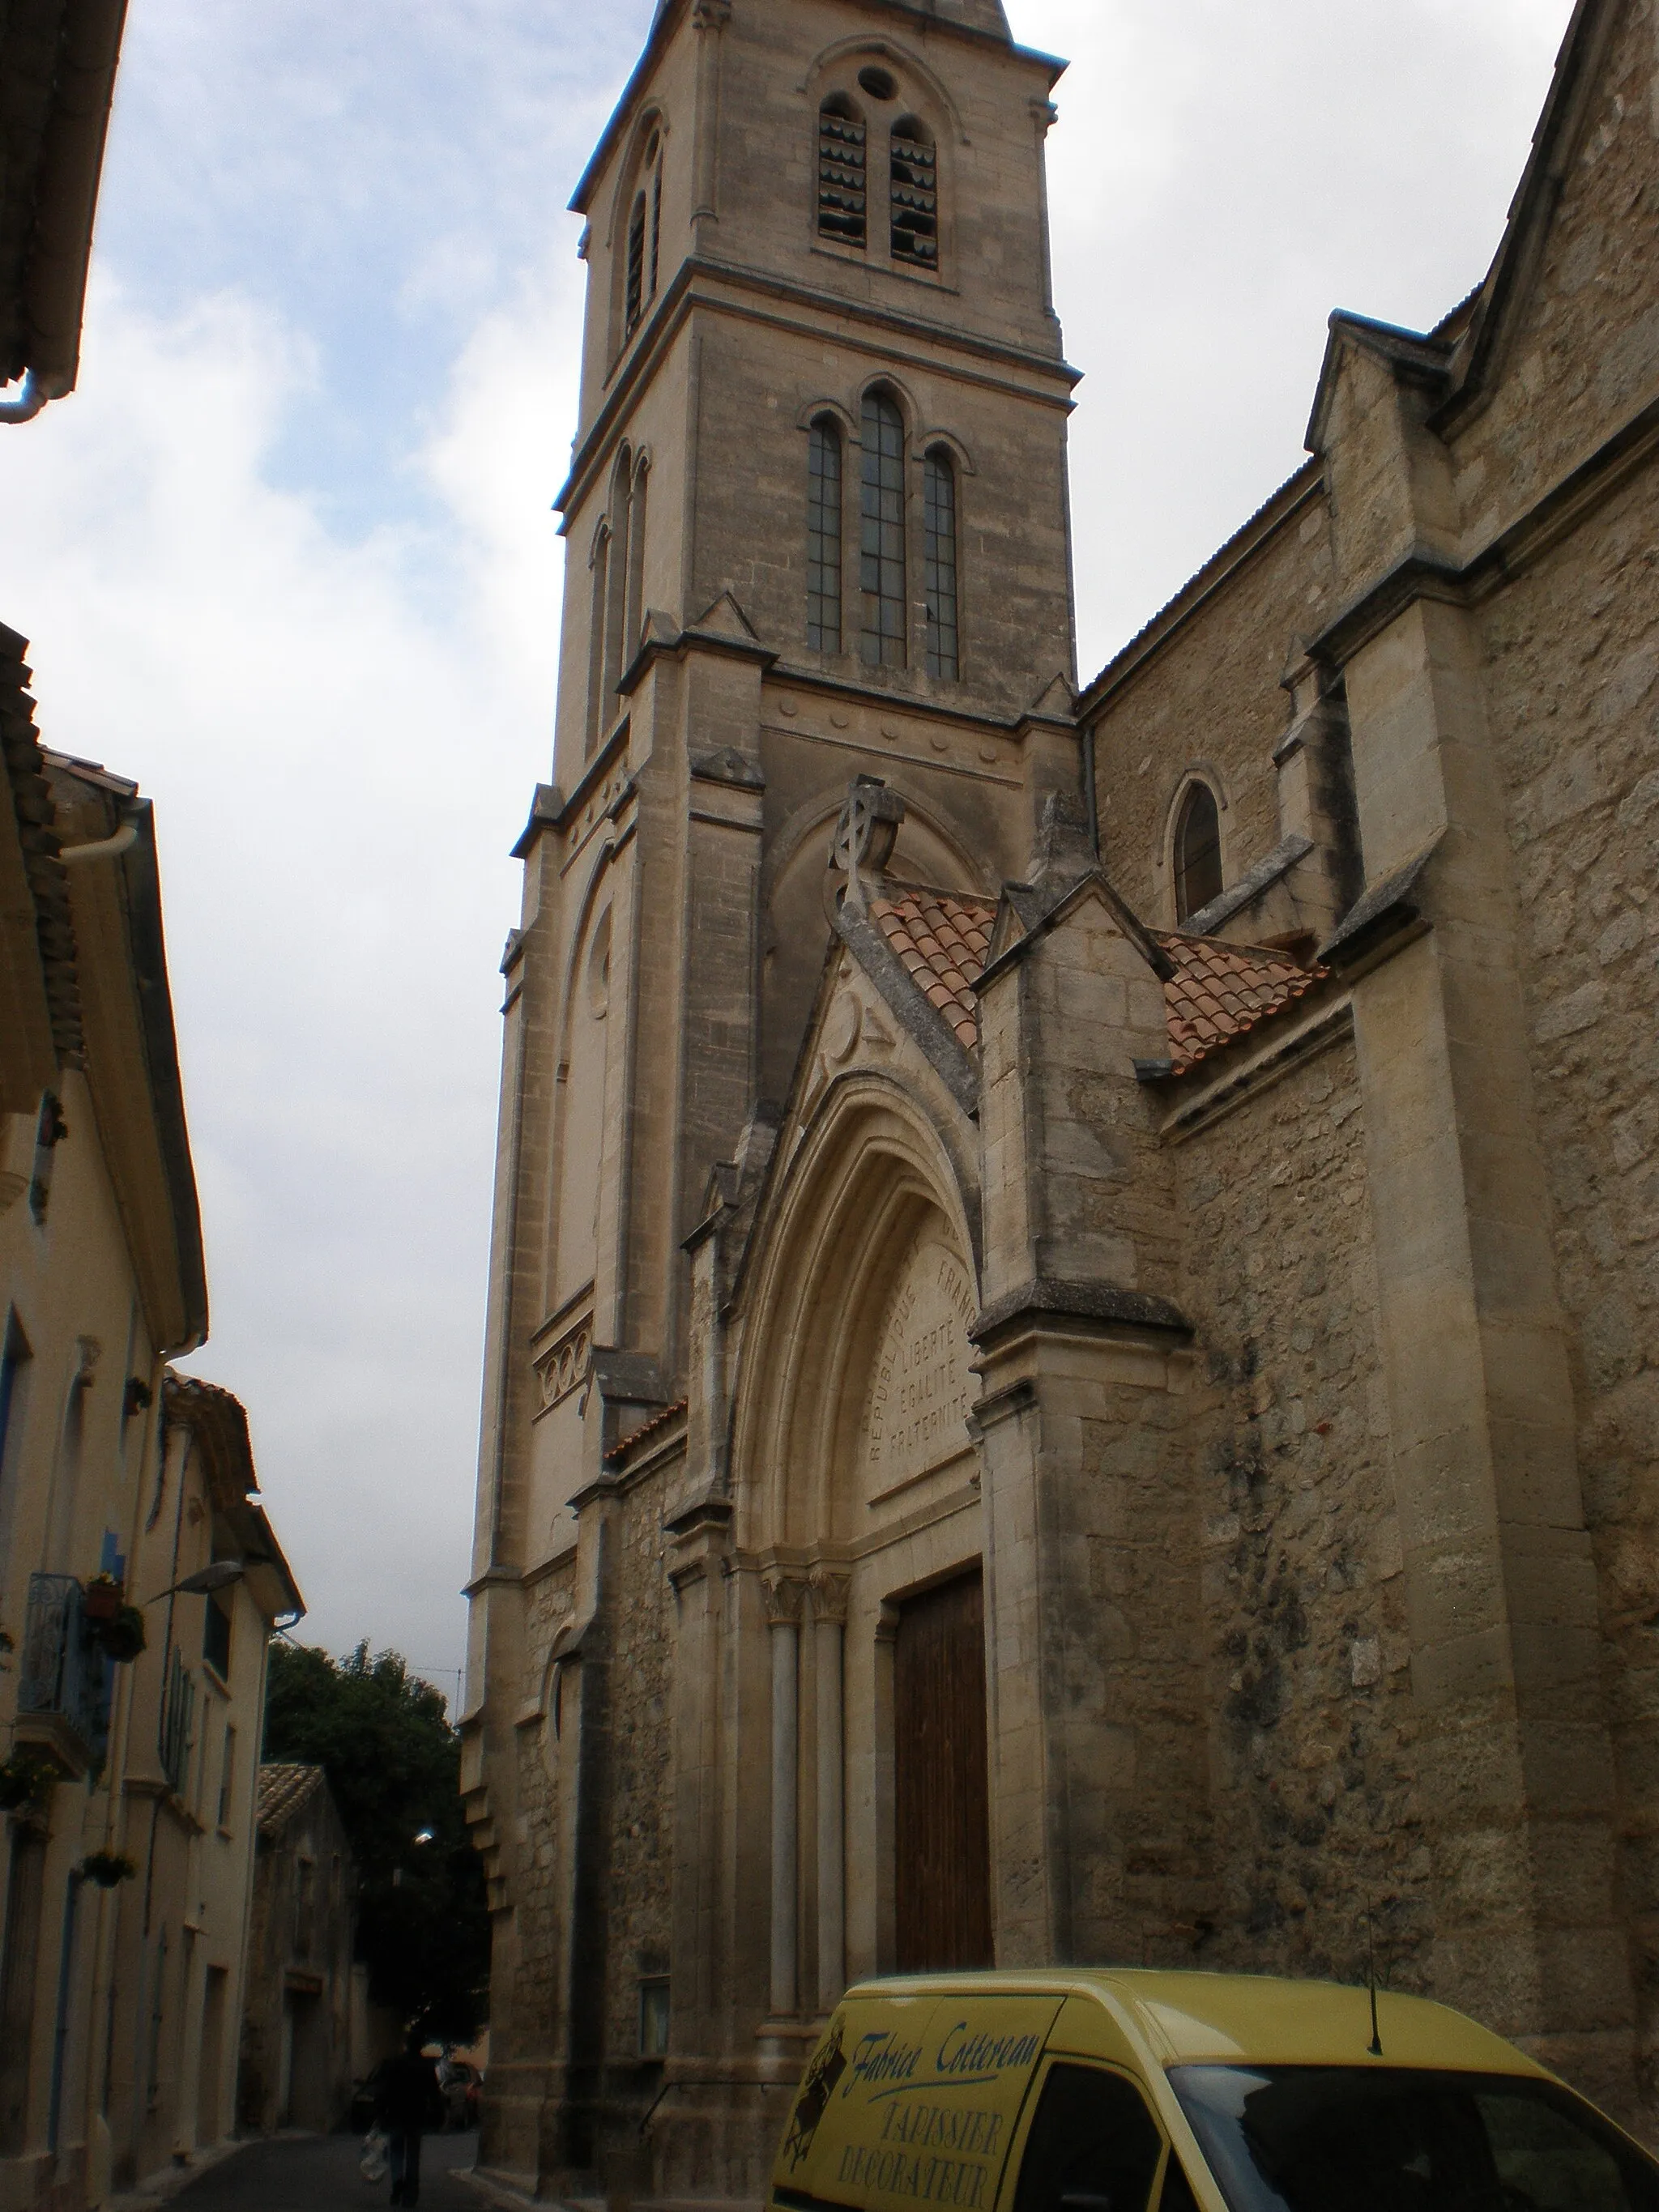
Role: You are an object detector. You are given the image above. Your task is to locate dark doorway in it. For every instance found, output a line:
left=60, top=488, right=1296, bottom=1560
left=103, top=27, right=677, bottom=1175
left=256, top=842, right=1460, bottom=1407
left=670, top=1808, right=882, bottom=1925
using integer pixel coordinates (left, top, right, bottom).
left=894, top=1568, right=992, bottom=1971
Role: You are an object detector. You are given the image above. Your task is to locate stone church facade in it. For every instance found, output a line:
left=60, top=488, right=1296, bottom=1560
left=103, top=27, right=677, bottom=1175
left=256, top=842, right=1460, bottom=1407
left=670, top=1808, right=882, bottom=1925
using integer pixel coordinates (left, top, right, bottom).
left=462, top=0, right=1659, bottom=2197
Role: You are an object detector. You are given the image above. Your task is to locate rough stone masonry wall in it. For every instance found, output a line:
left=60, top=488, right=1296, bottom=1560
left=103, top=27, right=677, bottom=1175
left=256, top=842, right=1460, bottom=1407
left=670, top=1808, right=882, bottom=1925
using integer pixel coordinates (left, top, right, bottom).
left=602, top=1461, right=676, bottom=2096
left=1450, top=0, right=1659, bottom=540
left=513, top=1555, right=578, bottom=2045
left=1482, top=458, right=1659, bottom=2093
left=1093, top=494, right=1331, bottom=927
left=1174, top=1033, right=1434, bottom=1993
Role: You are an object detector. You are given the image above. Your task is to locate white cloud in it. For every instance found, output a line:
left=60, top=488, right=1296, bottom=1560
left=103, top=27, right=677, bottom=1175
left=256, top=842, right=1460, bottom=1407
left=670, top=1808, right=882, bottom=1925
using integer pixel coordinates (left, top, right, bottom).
left=0, top=274, right=561, bottom=1676
left=1011, top=0, right=1575, bottom=671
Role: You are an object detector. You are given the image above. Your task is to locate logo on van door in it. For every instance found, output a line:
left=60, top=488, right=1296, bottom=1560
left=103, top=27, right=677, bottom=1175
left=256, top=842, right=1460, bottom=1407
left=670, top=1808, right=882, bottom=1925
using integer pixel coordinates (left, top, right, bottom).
left=783, top=2017, right=848, bottom=2171
left=847, top=2031, right=924, bottom=2093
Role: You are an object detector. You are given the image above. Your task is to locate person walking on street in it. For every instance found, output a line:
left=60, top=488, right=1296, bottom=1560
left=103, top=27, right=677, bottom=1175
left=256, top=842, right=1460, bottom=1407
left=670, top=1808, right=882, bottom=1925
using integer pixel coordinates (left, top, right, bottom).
left=376, top=2031, right=446, bottom=2207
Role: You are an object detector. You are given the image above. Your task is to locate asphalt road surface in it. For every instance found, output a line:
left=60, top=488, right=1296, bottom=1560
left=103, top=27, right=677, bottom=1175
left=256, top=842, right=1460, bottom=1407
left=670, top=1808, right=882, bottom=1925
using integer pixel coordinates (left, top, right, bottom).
left=160, top=2129, right=484, bottom=2210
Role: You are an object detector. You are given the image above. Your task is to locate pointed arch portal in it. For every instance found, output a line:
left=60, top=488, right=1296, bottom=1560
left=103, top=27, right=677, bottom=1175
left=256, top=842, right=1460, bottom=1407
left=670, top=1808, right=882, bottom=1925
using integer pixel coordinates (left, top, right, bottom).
left=734, top=1079, right=991, bottom=1999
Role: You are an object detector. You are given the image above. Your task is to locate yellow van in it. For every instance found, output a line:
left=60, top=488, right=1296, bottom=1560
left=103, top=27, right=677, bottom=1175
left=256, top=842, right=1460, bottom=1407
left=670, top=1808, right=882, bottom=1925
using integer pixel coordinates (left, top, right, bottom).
left=770, top=1970, right=1659, bottom=2212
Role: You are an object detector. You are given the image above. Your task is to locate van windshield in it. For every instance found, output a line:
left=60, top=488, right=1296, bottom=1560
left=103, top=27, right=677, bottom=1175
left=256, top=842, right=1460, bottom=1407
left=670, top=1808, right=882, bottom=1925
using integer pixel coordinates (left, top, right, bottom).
left=1168, top=2065, right=1659, bottom=2212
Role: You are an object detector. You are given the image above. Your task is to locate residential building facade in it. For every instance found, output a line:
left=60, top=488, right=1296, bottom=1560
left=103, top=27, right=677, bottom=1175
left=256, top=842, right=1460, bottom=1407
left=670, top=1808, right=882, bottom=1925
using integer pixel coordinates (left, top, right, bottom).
left=0, top=739, right=210, bottom=2212
left=100, top=1378, right=302, bottom=2192
left=463, top=0, right=1659, bottom=2201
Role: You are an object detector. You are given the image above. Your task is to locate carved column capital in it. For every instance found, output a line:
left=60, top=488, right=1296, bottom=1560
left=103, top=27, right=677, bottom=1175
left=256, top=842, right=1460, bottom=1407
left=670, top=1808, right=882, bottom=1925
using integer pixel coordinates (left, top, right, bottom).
left=762, top=1571, right=808, bottom=1627
left=807, top=1570, right=851, bottom=1627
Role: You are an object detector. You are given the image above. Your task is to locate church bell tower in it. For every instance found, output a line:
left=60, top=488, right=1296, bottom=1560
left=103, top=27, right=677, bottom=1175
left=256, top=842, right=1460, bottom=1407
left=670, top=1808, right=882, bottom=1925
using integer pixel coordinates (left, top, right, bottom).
left=465, top=0, right=1077, bottom=2193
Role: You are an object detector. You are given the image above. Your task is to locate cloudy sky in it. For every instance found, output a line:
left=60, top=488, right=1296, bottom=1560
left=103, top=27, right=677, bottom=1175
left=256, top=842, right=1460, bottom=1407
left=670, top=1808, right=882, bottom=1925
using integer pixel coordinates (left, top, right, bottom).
left=0, top=0, right=1575, bottom=1701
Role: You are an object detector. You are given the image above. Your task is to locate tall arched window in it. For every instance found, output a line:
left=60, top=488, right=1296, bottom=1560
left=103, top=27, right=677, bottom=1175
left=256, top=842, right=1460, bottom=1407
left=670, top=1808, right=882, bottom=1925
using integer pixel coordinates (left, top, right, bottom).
left=923, top=449, right=958, bottom=680
left=859, top=390, right=906, bottom=669
left=625, top=455, right=650, bottom=680
left=1175, top=782, right=1224, bottom=923
left=625, top=129, right=663, bottom=339
left=586, top=526, right=611, bottom=758
left=807, top=416, right=843, bottom=654
left=818, top=96, right=868, bottom=249
left=890, top=117, right=938, bottom=271
left=600, top=450, right=633, bottom=712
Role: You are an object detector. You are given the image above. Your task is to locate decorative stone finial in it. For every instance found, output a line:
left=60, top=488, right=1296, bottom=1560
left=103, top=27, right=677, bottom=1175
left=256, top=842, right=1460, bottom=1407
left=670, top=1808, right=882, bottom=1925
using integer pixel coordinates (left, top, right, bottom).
left=830, top=776, right=905, bottom=911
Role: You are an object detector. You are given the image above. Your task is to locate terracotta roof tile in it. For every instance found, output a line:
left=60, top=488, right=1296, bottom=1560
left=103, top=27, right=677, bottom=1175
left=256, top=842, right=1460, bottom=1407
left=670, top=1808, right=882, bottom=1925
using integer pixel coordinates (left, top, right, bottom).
left=867, top=887, right=995, bottom=1048
left=257, top=1762, right=325, bottom=1838
left=608, top=1399, right=689, bottom=1465
left=1154, top=931, right=1323, bottom=1074
left=864, top=881, right=1323, bottom=1076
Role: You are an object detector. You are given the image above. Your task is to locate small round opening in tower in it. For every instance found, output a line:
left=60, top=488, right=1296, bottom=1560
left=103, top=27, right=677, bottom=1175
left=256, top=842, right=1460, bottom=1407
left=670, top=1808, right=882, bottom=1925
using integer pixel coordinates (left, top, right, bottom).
left=858, top=66, right=898, bottom=101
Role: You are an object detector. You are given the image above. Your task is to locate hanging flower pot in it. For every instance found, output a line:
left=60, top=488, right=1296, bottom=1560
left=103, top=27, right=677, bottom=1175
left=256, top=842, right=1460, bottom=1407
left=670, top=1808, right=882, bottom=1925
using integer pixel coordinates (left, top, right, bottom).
left=83, top=1573, right=125, bottom=1624
left=0, top=1752, right=58, bottom=1813
left=79, top=1851, right=138, bottom=1889
left=96, top=1605, right=147, bottom=1663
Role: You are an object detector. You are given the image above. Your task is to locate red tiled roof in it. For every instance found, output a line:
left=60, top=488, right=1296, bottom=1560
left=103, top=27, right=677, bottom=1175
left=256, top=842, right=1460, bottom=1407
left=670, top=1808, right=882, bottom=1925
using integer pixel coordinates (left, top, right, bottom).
left=1153, top=931, right=1323, bottom=1075
left=864, top=884, right=1322, bottom=1076
left=867, top=887, right=996, bottom=1048
left=608, top=1399, right=689, bottom=1464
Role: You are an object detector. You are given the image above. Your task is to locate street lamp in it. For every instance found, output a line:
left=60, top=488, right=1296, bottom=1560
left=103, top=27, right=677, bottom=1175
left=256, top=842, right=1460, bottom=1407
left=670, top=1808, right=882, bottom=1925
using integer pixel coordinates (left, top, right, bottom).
left=142, top=1560, right=245, bottom=1605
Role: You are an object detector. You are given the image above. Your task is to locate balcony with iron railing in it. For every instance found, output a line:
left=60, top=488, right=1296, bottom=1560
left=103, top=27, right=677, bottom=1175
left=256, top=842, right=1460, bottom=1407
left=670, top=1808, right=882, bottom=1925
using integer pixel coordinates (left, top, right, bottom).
left=17, top=1573, right=110, bottom=1774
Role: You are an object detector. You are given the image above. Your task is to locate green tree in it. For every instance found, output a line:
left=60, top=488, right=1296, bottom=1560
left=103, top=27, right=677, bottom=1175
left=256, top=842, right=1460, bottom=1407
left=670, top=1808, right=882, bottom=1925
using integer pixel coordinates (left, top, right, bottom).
left=262, top=1639, right=488, bottom=2041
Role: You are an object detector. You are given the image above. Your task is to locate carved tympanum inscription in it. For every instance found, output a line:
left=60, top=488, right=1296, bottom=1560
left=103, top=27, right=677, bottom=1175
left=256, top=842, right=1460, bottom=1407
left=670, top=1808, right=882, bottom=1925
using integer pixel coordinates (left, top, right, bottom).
left=862, top=1235, right=976, bottom=1498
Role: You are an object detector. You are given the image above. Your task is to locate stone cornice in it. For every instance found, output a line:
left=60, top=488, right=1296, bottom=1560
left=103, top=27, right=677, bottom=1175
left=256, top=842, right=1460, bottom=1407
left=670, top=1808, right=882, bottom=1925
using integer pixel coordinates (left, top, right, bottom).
left=557, top=254, right=1077, bottom=522
left=1310, top=389, right=1659, bottom=672
left=970, top=1276, right=1191, bottom=1346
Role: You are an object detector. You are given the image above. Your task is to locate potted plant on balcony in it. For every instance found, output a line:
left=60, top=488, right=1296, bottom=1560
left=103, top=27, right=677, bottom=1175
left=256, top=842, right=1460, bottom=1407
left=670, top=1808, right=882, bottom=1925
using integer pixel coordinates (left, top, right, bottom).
left=83, top=1571, right=125, bottom=1623
left=0, top=1751, right=58, bottom=1813
left=95, top=1605, right=147, bottom=1664
left=79, top=1850, right=138, bottom=1889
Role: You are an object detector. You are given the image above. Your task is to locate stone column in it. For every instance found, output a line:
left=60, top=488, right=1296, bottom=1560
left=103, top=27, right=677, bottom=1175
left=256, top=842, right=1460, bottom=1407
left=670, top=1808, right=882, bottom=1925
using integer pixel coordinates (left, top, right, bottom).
left=764, top=1575, right=804, bottom=2020
left=810, top=1572, right=850, bottom=2014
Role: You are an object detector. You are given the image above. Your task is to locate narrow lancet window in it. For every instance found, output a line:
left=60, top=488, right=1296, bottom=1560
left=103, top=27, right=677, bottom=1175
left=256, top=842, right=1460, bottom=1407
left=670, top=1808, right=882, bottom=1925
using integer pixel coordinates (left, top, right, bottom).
left=1175, top=782, right=1224, bottom=922
left=808, top=418, right=843, bottom=654
left=923, top=449, right=958, bottom=681
left=626, top=193, right=647, bottom=335
left=890, top=117, right=938, bottom=271
left=586, top=528, right=610, bottom=757
left=859, top=391, right=906, bottom=669
left=818, top=96, right=868, bottom=249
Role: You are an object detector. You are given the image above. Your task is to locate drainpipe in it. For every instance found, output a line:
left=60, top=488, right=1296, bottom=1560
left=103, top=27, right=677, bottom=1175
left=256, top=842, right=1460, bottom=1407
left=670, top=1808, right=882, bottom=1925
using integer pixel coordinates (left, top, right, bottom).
left=58, top=823, right=137, bottom=866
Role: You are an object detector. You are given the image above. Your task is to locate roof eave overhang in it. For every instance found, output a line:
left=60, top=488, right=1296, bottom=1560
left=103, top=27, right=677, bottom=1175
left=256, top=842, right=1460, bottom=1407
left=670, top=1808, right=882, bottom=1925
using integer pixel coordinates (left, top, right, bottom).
left=2, top=0, right=130, bottom=394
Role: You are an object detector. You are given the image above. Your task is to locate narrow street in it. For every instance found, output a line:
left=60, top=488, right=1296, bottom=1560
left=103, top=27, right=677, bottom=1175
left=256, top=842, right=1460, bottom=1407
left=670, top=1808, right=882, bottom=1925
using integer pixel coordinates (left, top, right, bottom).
left=135, top=2131, right=486, bottom=2212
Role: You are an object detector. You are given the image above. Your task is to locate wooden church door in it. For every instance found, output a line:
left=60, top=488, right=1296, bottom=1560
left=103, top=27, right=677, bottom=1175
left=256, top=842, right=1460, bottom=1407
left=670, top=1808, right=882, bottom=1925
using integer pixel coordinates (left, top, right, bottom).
left=894, top=1568, right=993, bottom=1970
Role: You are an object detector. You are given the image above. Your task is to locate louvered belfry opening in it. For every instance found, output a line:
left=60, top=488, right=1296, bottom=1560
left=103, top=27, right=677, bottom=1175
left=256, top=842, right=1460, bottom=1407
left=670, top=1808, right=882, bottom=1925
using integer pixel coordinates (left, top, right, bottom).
left=890, top=117, right=938, bottom=270
left=818, top=96, right=868, bottom=248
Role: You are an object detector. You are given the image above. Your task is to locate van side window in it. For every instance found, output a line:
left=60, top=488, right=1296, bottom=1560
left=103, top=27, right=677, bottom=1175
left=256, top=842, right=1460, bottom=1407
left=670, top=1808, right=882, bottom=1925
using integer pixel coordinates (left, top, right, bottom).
left=1014, top=2064, right=1165, bottom=2212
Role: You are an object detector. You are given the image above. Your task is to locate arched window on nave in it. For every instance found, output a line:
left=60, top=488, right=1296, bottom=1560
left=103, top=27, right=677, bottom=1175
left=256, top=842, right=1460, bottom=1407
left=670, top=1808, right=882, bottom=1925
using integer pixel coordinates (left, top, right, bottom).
left=1174, top=780, right=1224, bottom=923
